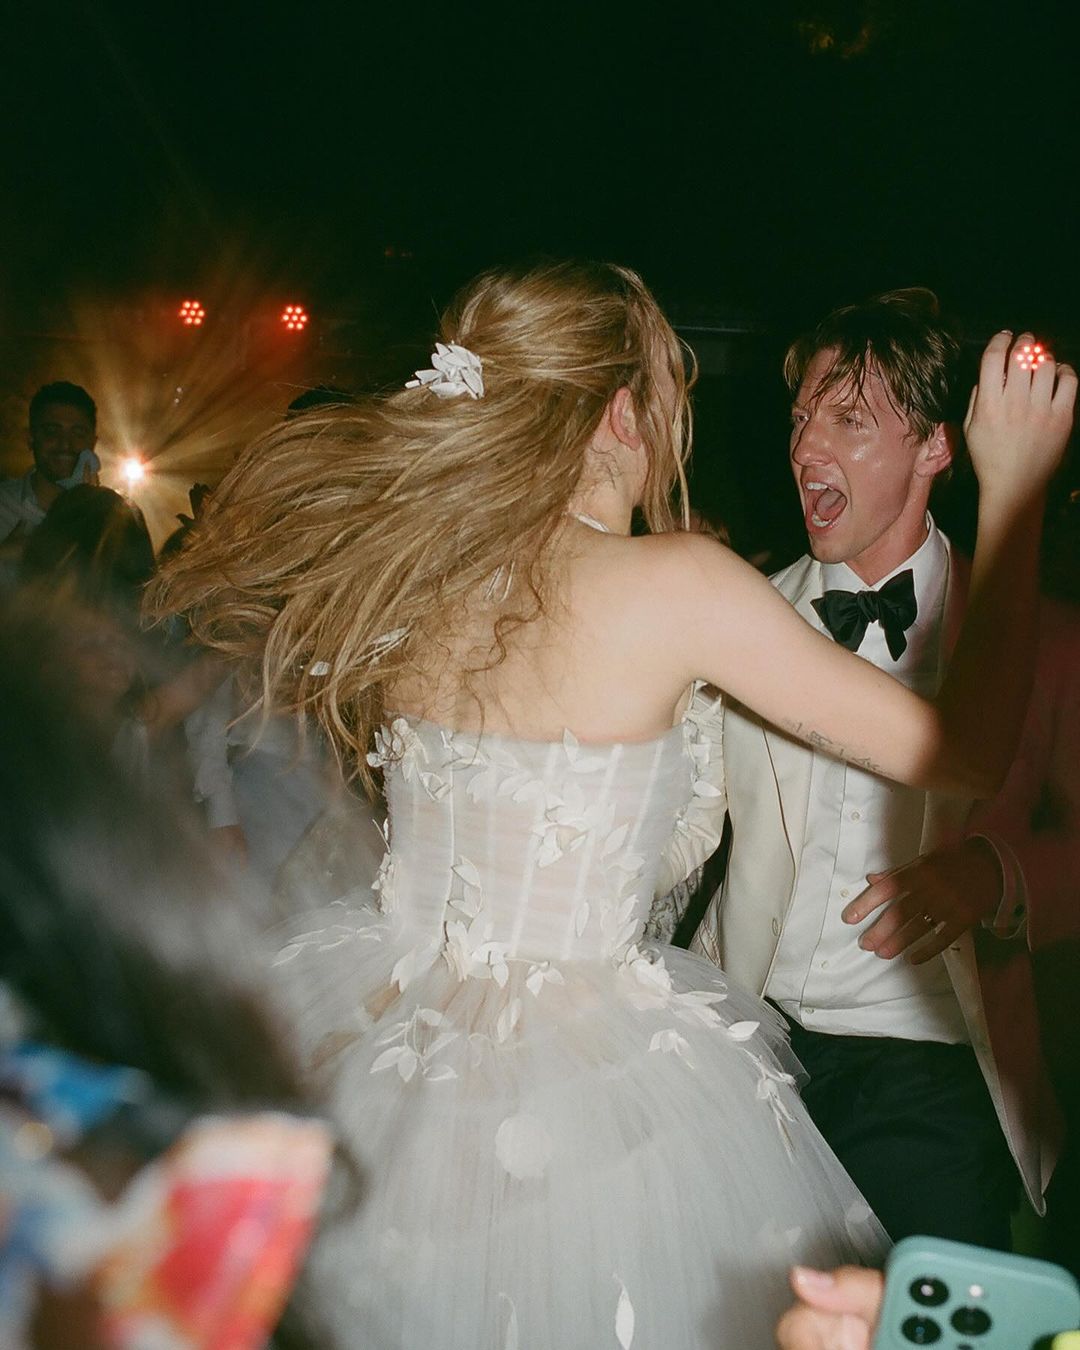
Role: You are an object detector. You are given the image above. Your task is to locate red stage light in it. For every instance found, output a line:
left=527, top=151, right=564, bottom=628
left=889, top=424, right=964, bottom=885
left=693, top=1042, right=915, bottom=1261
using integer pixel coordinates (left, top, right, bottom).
left=281, top=303, right=309, bottom=332
left=178, top=299, right=206, bottom=327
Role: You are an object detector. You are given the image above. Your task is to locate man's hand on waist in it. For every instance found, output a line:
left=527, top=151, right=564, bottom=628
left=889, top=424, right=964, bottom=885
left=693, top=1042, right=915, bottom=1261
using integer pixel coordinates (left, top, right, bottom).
left=840, top=837, right=1004, bottom=965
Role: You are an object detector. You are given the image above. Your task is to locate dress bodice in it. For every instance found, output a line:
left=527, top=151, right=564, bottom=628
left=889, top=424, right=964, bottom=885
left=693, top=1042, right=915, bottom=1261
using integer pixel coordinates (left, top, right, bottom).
left=370, top=717, right=695, bottom=965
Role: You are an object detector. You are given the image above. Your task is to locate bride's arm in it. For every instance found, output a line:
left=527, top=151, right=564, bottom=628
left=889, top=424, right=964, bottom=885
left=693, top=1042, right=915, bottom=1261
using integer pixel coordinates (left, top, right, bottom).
left=663, top=332, right=1075, bottom=797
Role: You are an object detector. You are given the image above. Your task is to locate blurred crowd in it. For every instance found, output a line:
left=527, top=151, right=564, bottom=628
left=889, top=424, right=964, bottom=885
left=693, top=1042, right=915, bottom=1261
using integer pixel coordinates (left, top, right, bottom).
left=0, top=378, right=383, bottom=1350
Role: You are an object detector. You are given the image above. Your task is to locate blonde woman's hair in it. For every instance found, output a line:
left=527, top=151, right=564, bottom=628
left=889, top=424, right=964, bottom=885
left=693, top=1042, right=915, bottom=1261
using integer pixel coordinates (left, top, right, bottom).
left=148, top=259, right=693, bottom=793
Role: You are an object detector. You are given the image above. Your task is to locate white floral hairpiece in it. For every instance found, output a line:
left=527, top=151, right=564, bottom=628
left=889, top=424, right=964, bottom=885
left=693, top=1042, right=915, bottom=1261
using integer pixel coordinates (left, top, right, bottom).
left=406, top=342, right=484, bottom=400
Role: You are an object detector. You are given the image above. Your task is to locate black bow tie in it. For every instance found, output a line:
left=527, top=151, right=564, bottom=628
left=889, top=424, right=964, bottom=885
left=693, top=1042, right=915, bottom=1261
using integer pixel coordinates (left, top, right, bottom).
left=811, top=568, right=918, bottom=661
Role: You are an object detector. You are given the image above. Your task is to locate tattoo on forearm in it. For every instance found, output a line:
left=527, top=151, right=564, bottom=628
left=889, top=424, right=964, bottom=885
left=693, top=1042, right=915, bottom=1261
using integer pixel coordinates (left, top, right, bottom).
left=781, top=719, right=885, bottom=775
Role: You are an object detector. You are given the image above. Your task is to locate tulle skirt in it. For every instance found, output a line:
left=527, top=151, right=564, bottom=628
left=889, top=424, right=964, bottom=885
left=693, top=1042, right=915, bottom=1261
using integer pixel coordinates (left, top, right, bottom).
left=272, top=897, right=888, bottom=1350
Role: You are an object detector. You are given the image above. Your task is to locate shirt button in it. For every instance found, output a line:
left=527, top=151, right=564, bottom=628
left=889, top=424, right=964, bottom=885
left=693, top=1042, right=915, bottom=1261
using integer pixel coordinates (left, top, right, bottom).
left=840, top=888, right=850, bottom=899
left=850, top=810, right=861, bottom=821
left=771, top=918, right=781, bottom=936
left=805, top=1007, right=817, bottom=1016
left=819, top=959, right=829, bottom=969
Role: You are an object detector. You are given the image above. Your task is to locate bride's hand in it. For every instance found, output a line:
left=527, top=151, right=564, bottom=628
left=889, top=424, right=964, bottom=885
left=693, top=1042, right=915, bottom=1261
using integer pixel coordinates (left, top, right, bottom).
left=964, top=330, right=1076, bottom=505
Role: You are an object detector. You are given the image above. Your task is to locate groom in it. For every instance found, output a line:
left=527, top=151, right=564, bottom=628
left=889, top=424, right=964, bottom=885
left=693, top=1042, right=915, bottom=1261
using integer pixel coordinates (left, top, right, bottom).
left=691, top=289, right=1059, bottom=1248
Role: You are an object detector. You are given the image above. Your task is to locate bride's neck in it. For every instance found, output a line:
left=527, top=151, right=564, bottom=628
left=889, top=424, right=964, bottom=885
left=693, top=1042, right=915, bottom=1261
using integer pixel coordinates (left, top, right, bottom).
left=566, top=483, right=634, bottom=537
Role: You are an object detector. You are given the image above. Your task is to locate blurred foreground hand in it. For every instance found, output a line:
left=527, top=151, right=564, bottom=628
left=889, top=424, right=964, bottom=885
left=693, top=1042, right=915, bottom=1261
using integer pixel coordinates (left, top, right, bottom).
left=775, top=1265, right=883, bottom=1349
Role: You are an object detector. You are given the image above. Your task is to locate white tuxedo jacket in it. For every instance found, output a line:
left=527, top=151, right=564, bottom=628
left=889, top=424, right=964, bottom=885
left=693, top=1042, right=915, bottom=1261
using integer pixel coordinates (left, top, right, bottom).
left=688, top=542, right=1060, bottom=1211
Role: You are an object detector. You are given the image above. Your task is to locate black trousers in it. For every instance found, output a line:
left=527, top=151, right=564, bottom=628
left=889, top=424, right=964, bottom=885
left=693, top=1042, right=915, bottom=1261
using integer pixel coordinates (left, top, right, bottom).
left=780, top=1014, right=1020, bottom=1249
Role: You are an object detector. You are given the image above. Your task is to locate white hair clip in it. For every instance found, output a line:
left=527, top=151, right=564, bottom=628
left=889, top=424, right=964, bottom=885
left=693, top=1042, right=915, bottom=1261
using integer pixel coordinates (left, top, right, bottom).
left=406, top=342, right=484, bottom=400
left=364, top=627, right=410, bottom=661
left=305, top=628, right=410, bottom=679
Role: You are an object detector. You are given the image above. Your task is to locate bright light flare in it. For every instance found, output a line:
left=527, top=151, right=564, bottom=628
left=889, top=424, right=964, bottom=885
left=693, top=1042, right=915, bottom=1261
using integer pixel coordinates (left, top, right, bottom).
left=281, top=303, right=309, bottom=332
left=122, top=457, right=147, bottom=487
left=1016, top=341, right=1049, bottom=371
left=178, top=299, right=206, bottom=327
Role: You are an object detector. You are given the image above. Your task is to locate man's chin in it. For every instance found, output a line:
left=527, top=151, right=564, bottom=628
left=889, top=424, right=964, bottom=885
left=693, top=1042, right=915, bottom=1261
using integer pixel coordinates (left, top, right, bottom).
left=806, top=529, right=849, bottom=563
left=38, top=461, right=77, bottom=485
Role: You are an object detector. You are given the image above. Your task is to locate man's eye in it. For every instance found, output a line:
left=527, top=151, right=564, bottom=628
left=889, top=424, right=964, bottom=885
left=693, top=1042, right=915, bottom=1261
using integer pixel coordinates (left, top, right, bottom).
left=842, top=415, right=862, bottom=428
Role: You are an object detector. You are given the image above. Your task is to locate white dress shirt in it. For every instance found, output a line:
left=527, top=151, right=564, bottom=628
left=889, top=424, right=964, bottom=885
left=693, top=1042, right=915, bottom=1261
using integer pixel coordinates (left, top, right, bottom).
left=766, top=519, right=970, bottom=1043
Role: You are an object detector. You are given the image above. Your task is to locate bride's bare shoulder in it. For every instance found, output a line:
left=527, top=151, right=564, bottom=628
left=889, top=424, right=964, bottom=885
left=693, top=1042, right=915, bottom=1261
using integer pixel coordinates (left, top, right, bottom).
left=632, top=530, right=744, bottom=580
left=619, top=532, right=773, bottom=639
left=586, top=533, right=753, bottom=637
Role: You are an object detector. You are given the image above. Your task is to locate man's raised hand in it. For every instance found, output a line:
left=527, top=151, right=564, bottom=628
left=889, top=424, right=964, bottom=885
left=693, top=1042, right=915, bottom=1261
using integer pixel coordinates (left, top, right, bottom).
left=964, top=330, right=1075, bottom=503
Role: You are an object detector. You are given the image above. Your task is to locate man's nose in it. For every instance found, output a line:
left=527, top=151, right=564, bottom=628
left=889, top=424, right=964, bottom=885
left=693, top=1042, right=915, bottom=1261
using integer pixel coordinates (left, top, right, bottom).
left=791, top=420, right=830, bottom=465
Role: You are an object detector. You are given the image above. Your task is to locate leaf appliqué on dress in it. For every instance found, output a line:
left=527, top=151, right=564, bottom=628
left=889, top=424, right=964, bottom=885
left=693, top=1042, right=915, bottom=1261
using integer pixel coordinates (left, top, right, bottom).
left=370, top=1006, right=459, bottom=1083
left=495, top=1113, right=553, bottom=1179
left=614, top=1276, right=635, bottom=1349
left=369, top=718, right=450, bottom=800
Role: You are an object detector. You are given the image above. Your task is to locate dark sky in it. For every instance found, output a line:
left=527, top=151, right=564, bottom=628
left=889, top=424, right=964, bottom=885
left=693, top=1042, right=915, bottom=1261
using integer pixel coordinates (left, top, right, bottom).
left=4, top=0, right=1079, bottom=331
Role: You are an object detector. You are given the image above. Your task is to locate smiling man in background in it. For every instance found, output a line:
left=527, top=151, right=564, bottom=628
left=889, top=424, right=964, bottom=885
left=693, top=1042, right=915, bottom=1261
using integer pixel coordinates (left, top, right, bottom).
left=0, top=381, right=100, bottom=547
left=691, top=290, right=1058, bottom=1247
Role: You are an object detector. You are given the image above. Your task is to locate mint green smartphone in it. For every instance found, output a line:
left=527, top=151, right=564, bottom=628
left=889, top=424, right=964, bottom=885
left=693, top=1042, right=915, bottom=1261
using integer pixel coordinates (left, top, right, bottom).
left=873, top=1236, right=1080, bottom=1348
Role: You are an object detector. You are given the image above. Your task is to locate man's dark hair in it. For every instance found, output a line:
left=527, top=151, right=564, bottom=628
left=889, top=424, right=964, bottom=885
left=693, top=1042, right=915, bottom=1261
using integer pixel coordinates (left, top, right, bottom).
left=783, top=288, right=963, bottom=442
left=29, top=380, right=97, bottom=427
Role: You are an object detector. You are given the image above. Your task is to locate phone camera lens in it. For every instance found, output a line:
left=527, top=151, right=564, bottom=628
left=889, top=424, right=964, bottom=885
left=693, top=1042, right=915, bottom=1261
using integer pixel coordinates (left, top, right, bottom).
left=951, top=1306, right=992, bottom=1335
left=901, top=1315, right=942, bottom=1344
left=909, top=1277, right=949, bottom=1307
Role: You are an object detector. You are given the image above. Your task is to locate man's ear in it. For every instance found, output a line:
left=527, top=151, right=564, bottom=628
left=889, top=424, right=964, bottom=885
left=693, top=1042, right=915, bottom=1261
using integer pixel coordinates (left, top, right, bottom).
left=609, top=387, right=643, bottom=450
left=914, top=422, right=954, bottom=480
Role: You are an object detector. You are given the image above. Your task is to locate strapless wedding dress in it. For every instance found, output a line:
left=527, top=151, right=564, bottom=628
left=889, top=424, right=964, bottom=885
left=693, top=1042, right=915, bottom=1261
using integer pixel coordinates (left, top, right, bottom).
left=275, top=711, right=887, bottom=1348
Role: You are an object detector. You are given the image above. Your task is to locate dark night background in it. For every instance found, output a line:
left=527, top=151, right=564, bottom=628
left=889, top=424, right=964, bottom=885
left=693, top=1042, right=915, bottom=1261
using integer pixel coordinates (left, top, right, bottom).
left=2, top=0, right=1078, bottom=553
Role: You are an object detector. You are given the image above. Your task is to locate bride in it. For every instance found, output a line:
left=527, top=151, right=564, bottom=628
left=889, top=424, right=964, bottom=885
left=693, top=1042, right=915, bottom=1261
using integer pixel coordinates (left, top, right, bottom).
left=153, top=261, right=1073, bottom=1348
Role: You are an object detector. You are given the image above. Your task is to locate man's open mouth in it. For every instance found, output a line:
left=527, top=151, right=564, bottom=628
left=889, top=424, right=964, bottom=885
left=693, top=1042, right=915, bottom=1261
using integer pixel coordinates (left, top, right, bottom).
left=804, top=480, right=848, bottom=530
